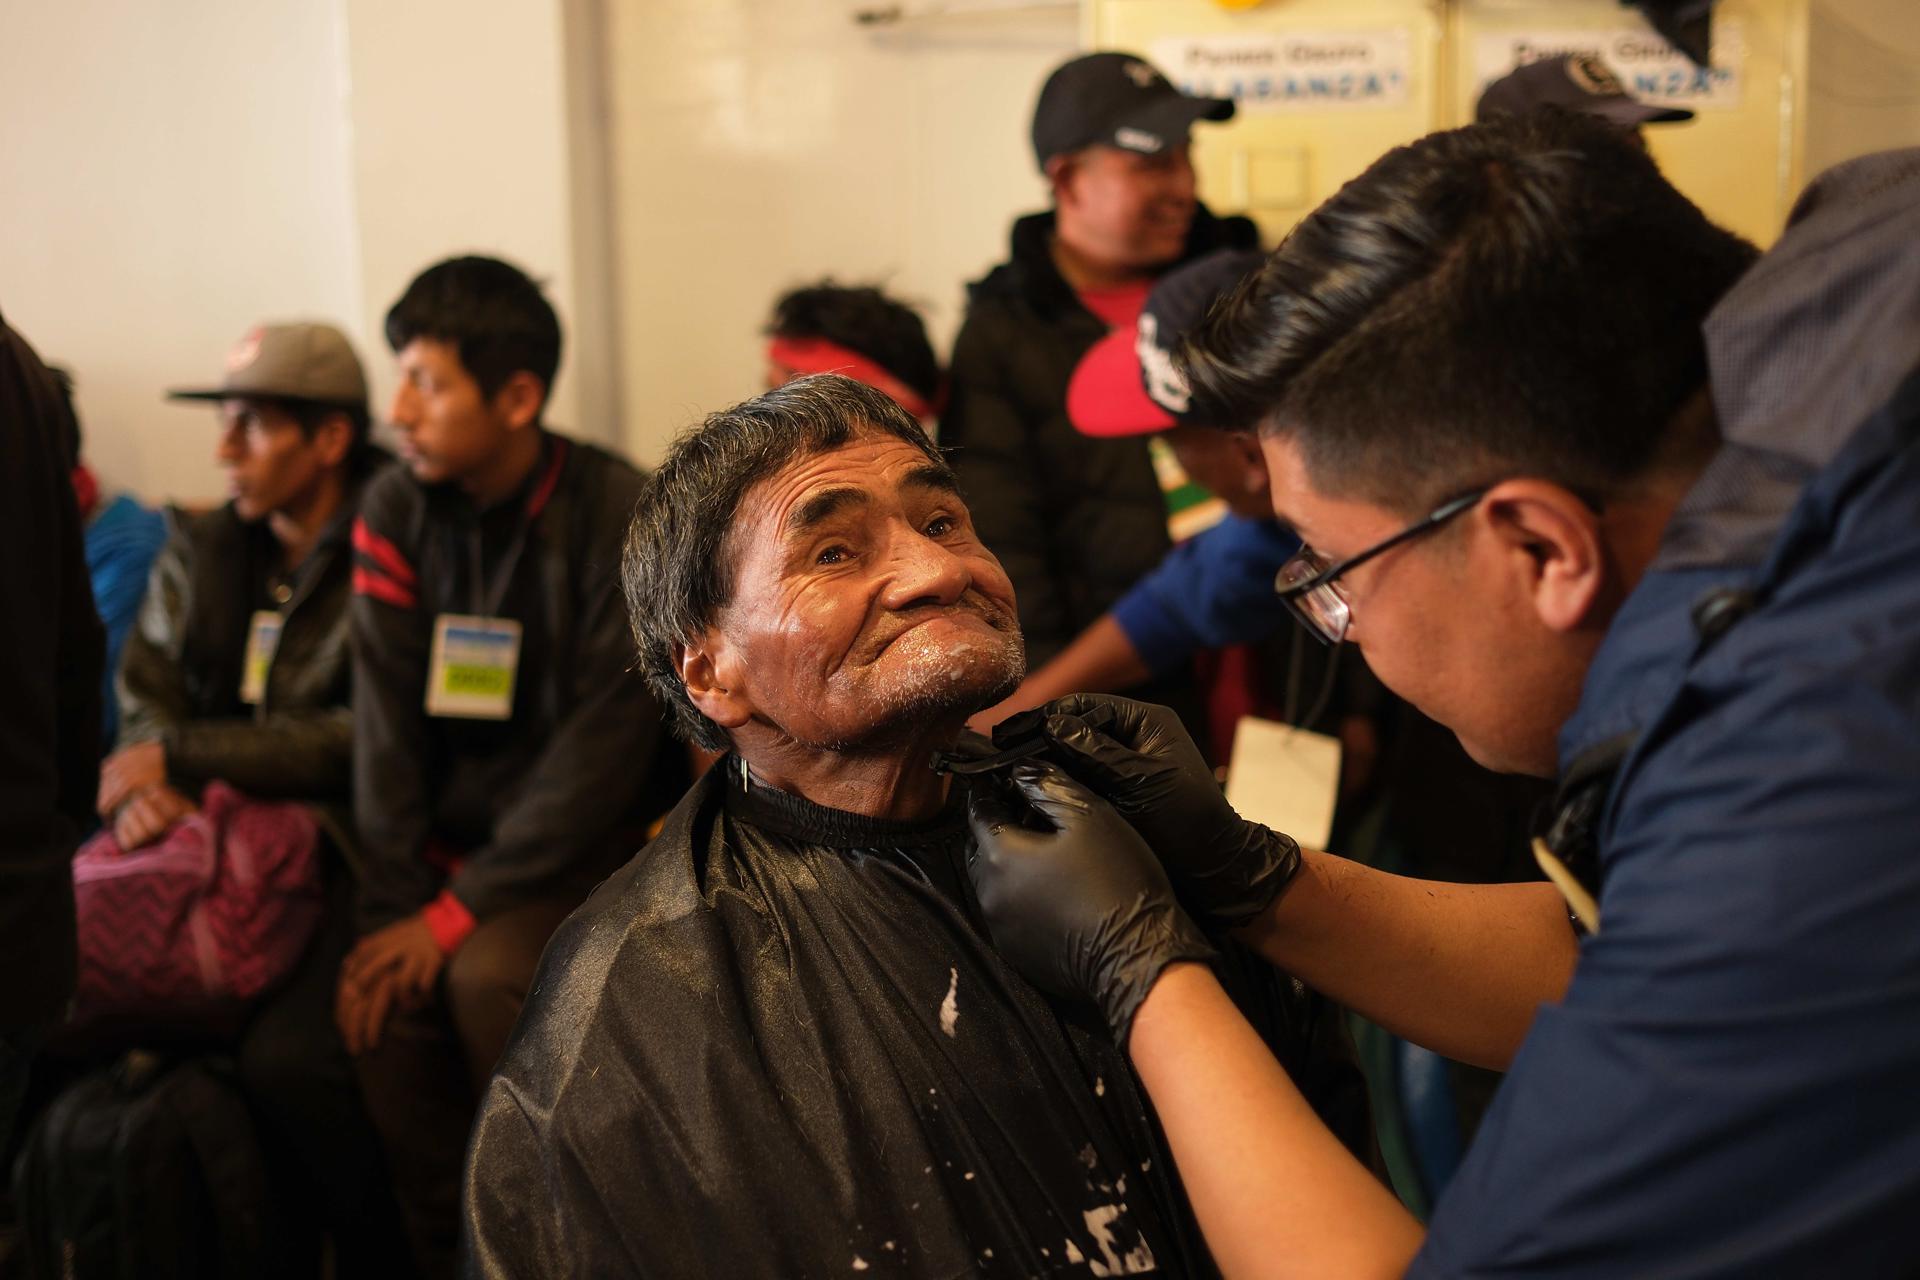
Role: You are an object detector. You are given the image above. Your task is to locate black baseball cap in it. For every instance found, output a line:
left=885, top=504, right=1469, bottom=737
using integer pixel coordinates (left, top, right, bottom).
left=1475, top=53, right=1693, bottom=127
left=1067, top=249, right=1265, bottom=437
left=1032, top=52, right=1235, bottom=171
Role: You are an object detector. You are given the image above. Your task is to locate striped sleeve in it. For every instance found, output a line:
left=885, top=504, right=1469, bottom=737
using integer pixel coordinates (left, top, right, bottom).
left=352, top=517, right=418, bottom=609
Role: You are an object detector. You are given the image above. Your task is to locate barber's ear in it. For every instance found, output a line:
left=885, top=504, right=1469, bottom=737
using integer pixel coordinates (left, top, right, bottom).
left=1480, top=481, right=1606, bottom=633
left=490, top=370, right=547, bottom=433
left=676, top=632, right=751, bottom=732
left=1230, top=432, right=1269, bottom=496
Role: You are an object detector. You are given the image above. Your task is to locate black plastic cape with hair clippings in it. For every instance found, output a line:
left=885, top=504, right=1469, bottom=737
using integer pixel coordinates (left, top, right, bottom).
left=464, top=757, right=1365, bottom=1278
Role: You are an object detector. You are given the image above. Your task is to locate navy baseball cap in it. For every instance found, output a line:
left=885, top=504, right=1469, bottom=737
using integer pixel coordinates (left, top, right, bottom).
left=1476, top=53, right=1693, bottom=127
left=1067, top=249, right=1265, bottom=437
left=1032, top=52, right=1236, bottom=170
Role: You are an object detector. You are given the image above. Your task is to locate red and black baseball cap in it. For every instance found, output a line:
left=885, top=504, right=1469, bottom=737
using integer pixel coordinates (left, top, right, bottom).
left=1067, top=249, right=1265, bottom=438
left=1032, top=51, right=1236, bottom=171
left=1475, top=53, right=1693, bottom=127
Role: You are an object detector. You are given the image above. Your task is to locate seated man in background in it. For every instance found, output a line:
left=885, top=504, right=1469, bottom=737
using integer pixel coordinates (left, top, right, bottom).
left=465, top=374, right=1367, bottom=1277
left=103, top=323, right=379, bottom=850
left=765, top=280, right=943, bottom=424
left=105, top=320, right=407, bottom=1274
left=343, top=255, right=681, bottom=1280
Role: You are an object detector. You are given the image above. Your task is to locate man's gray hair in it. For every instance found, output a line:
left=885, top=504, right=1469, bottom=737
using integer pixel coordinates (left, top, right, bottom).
left=623, top=374, right=952, bottom=750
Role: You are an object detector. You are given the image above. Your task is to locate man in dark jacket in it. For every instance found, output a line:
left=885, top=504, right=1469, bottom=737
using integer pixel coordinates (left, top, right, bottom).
left=110, top=320, right=408, bottom=1276
left=342, top=255, right=679, bottom=1280
left=0, top=310, right=102, bottom=1147
left=463, top=374, right=1366, bottom=1278
left=106, top=323, right=379, bottom=846
left=944, top=52, right=1256, bottom=694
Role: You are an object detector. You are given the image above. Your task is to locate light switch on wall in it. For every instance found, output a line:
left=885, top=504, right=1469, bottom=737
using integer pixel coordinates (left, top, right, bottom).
left=1236, top=145, right=1312, bottom=211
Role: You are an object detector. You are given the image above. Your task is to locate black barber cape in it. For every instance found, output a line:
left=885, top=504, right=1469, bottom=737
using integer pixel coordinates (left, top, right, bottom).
left=466, top=758, right=1360, bottom=1278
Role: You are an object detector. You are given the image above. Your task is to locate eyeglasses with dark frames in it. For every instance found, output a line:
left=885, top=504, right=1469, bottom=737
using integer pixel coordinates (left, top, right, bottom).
left=1274, top=489, right=1490, bottom=645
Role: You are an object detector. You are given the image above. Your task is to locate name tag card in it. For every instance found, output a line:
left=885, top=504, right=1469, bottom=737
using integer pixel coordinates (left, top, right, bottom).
left=239, top=611, right=283, bottom=705
left=1223, top=715, right=1342, bottom=851
left=426, top=614, right=522, bottom=720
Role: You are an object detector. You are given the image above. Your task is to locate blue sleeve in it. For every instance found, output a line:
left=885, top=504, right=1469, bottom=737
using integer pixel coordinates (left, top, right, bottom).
left=84, top=496, right=168, bottom=747
left=1110, top=515, right=1300, bottom=675
left=1411, top=627, right=1920, bottom=1276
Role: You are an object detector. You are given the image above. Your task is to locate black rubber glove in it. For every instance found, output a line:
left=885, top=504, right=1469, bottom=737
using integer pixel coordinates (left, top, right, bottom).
left=995, top=694, right=1303, bottom=932
left=966, top=760, right=1216, bottom=1048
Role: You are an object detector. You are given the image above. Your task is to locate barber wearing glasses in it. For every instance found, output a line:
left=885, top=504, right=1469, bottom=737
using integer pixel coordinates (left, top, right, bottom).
left=966, top=115, right=1920, bottom=1277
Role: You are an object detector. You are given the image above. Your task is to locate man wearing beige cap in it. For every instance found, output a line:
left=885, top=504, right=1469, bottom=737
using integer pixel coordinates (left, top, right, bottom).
left=100, top=319, right=409, bottom=1275
left=104, top=321, right=378, bottom=847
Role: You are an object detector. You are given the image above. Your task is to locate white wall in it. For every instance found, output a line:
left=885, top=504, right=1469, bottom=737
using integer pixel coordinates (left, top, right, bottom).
left=340, top=0, right=606, bottom=445
left=1805, top=0, right=1920, bottom=179
left=20, top=0, right=1910, bottom=495
left=1, top=0, right=601, bottom=504
left=605, top=0, right=1080, bottom=464
left=0, top=0, right=363, bottom=504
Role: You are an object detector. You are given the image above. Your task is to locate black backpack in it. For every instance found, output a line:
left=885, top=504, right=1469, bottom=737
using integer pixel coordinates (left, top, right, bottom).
left=11, top=1051, right=278, bottom=1280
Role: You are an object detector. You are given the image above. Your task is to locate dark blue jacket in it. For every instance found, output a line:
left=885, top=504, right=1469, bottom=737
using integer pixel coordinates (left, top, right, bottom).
left=1414, top=150, right=1920, bottom=1276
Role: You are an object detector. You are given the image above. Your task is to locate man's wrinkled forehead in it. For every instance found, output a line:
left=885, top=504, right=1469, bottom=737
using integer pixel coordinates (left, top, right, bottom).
left=784, top=462, right=958, bottom=538
left=753, top=429, right=947, bottom=512
left=719, top=431, right=959, bottom=568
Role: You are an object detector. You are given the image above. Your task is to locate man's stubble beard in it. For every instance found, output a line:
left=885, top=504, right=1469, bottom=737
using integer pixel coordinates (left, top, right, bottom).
left=806, top=624, right=1028, bottom=756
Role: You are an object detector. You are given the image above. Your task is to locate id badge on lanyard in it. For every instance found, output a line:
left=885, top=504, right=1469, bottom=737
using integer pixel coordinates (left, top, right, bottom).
left=426, top=505, right=535, bottom=720
left=426, top=614, right=523, bottom=720
left=240, top=610, right=284, bottom=705
left=1222, top=715, right=1342, bottom=852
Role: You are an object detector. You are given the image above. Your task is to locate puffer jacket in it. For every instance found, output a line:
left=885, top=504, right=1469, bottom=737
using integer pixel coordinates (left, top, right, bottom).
left=116, top=459, right=385, bottom=815
left=944, top=205, right=1259, bottom=666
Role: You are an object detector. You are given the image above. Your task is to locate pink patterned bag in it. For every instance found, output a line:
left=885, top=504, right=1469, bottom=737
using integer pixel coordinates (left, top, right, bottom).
left=70, top=781, right=324, bottom=1035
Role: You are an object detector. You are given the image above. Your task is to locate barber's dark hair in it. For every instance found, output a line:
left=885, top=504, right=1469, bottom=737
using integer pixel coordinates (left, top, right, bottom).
left=623, top=374, right=950, bottom=749
left=768, top=282, right=942, bottom=404
left=282, top=399, right=377, bottom=474
left=1181, top=109, right=1758, bottom=513
left=385, top=255, right=562, bottom=413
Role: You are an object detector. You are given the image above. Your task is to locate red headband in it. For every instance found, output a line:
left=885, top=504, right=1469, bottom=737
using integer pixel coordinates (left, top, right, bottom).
left=767, top=337, right=940, bottom=421
left=71, top=465, right=100, bottom=520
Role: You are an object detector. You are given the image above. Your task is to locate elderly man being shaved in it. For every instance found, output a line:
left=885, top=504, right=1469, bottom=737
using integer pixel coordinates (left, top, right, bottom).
left=463, top=374, right=1364, bottom=1278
